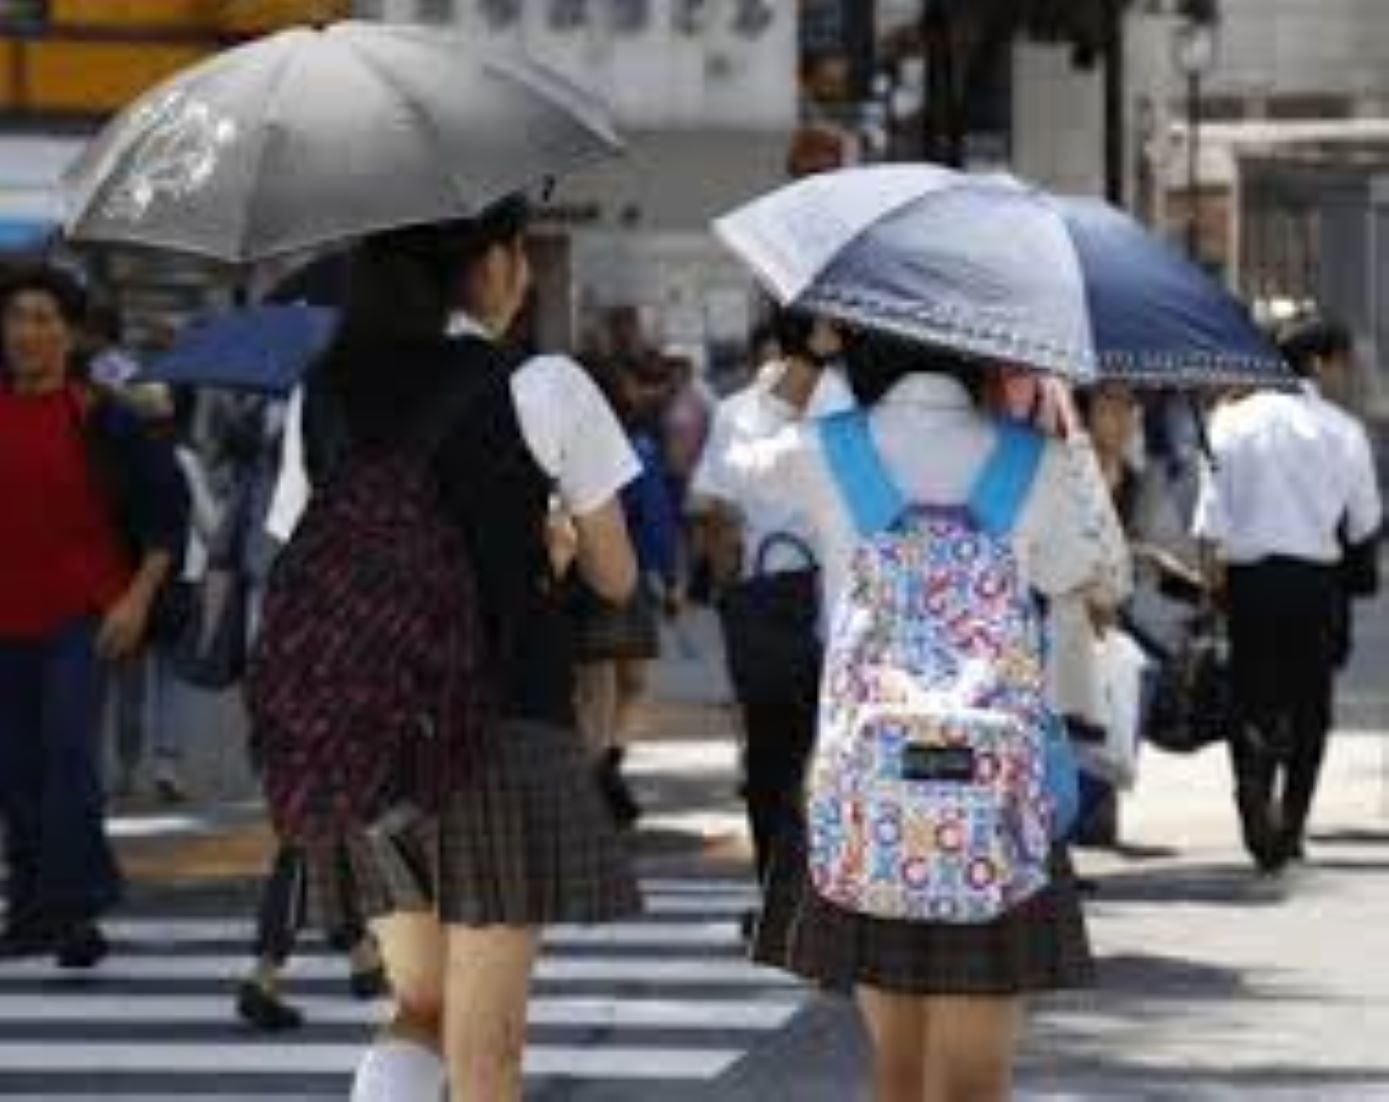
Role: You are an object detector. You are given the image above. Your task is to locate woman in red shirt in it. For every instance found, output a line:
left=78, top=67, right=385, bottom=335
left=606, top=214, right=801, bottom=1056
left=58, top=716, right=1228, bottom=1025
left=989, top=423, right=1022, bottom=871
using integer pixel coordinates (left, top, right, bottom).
left=0, top=266, right=186, bottom=968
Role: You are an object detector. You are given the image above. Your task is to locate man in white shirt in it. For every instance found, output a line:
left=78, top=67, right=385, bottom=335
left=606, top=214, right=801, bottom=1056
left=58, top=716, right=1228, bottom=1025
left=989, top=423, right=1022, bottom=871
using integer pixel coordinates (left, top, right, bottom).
left=1194, top=318, right=1382, bottom=873
left=688, top=309, right=851, bottom=912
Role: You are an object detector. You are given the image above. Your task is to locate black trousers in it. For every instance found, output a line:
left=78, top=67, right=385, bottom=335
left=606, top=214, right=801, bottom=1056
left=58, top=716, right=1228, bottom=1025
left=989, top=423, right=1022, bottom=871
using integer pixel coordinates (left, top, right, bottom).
left=739, top=691, right=819, bottom=888
left=1226, top=558, right=1340, bottom=866
left=252, top=844, right=366, bottom=965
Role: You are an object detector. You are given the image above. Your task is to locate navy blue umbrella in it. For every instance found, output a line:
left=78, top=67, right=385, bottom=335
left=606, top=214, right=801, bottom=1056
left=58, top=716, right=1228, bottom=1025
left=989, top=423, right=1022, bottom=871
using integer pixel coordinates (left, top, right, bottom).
left=144, top=304, right=338, bottom=394
left=715, top=165, right=1292, bottom=388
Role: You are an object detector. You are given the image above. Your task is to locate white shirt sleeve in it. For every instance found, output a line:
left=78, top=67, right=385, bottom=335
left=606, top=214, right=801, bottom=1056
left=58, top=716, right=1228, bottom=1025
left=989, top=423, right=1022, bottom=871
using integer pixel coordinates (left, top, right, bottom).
left=1344, top=420, right=1384, bottom=544
left=1017, top=435, right=1132, bottom=601
left=689, top=404, right=738, bottom=507
left=510, top=355, right=640, bottom=516
left=265, top=386, right=309, bottom=543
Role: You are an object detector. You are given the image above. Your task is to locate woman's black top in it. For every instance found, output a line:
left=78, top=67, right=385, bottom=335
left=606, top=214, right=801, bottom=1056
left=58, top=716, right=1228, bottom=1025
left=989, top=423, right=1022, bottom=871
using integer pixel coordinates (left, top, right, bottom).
left=305, top=335, right=576, bottom=728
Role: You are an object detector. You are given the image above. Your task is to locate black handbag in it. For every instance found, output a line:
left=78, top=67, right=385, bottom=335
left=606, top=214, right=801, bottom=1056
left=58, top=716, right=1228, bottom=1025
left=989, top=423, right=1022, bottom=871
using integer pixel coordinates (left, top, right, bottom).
left=167, top=483, right=253, bottom=690
left=1145, top=613, right=1236, bottom=755
left=1340, top=525, right=1381, bottom=600
left=717, top=533, right=822, bottom=707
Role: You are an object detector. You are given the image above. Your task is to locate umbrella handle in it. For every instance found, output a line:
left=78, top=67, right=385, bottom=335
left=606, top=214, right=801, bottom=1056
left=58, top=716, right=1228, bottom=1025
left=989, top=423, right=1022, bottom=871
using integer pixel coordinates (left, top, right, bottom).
left=1188, top=395, right=1217, bottom=470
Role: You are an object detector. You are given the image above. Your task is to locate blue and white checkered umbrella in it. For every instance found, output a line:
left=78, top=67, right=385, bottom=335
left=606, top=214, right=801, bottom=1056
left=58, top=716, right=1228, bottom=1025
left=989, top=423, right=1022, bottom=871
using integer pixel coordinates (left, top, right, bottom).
left=714, top=164, right=1292, bottom=388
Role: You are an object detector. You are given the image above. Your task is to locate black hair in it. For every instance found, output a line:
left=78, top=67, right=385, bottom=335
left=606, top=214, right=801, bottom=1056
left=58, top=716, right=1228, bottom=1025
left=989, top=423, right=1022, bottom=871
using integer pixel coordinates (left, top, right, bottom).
left=1, top=264, right=87, bottom=329
left=85, top=299, right=124, bottom=345
left=1278, top=315, right=1353, bottom=379
left=311, top=197, right=530, bottom=448
left=768, top=305, right=820, bottom=362
left=334, top=196, right=531, bottom=348
left=842, top=328, right=979, bottom=407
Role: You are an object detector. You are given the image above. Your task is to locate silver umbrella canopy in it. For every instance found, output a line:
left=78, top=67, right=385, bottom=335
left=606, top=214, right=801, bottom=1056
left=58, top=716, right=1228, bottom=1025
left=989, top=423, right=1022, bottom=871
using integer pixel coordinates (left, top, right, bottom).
left=63, top=21, right=622, bottom=264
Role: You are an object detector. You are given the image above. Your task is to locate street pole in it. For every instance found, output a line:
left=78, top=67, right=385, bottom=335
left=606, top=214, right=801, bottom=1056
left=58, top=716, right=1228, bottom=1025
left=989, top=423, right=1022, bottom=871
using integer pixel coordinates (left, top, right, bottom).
left=1103, top=0, right=1126, bottom=206
left=920, top=0, right=956, bottom=164
left=845, top=0, right=877, bottom=108
left=1187, top=68, right=1201, bottom=258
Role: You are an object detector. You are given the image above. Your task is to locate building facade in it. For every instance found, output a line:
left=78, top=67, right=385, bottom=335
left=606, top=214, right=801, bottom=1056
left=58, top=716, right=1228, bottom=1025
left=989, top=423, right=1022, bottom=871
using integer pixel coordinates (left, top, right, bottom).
left=1009, top=0, right=1389, bottom=416
left=0, top=1, right=349, bottom=347
left=354, top=0, right=801, bottom=376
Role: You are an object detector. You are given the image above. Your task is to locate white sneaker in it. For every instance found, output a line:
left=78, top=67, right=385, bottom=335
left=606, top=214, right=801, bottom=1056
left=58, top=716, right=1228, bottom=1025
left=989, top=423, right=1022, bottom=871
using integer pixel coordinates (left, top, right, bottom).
left=350, top=1039, right=446, bottom=1101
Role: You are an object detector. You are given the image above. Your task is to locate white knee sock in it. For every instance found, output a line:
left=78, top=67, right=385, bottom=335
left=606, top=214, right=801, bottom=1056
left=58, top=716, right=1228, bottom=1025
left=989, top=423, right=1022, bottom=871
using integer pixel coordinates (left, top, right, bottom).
left=350, top=1039, right=446, bottom=1101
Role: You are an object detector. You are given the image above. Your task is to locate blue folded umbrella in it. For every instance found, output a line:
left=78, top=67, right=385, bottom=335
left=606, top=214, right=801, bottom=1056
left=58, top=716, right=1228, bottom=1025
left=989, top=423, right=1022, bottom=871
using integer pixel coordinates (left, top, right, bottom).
left=714, top=165, right=1292, bottom=389
left=144, top=304, right=339, bottom=394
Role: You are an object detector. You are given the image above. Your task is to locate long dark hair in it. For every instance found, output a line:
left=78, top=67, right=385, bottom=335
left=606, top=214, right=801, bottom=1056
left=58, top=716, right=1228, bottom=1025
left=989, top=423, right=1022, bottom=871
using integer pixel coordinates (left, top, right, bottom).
left=312, top=199, right=530, bottom=448
left=841, top=327, right=980, bottom=407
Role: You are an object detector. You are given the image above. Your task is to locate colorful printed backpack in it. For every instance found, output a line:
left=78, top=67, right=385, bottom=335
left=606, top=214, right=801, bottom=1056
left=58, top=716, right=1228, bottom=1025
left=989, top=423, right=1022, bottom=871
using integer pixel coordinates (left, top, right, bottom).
left=806, top=410, right=1073, bottom=925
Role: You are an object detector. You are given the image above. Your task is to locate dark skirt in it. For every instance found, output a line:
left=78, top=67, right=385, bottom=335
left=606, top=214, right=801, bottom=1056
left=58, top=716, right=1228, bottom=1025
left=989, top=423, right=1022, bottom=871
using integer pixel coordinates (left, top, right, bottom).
left=306, top=720, right=641, bottom=928
left=753, top=827, right=1094, bottom=997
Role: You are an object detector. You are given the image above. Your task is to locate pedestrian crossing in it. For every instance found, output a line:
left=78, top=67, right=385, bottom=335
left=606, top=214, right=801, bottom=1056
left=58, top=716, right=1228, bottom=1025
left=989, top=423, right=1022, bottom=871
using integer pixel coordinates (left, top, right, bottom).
left=0, top=878, right=803, bottom=1098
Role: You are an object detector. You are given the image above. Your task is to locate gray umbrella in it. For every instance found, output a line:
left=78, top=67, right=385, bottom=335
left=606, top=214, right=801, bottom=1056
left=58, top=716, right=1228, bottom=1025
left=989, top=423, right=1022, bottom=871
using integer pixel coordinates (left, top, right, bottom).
left=63, top=21, right=621, bottom=264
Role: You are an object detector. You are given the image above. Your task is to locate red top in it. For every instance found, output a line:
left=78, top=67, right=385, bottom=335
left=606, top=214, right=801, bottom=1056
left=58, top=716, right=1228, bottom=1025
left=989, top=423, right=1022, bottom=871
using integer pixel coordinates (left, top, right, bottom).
left=0, top=384, right=131, bottom=638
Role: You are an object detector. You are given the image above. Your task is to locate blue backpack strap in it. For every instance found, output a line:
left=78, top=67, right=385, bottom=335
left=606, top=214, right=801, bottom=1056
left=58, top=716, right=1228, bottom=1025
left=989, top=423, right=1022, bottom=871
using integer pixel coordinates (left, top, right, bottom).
left=968, top=421, right=1046, bottom=536
left=819, top=411, right=906, bottom=537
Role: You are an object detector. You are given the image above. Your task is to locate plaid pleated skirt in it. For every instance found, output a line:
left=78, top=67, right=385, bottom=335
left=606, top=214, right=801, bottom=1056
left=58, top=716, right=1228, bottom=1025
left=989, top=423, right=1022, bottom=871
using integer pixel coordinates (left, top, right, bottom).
left=305, top=719, right=641, bottom=928
left=753, top=828, right=1094, bottom=996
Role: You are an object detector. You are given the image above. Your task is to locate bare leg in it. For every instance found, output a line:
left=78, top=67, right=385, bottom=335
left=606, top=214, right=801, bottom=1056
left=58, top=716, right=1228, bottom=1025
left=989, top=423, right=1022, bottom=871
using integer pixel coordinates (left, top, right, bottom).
left=575, top=662, right=618, bottom=760
left=922, top=996, right=1022, bottom=1102
left=442, top=924, right=540, bottom=1101
left=372, top=913, right=446, bottom=1044
left=857, top=985, right=927, bottom=1102
left=350, top=913, right=448, bottom=1101
left=612, top=658, right=649, bottom=746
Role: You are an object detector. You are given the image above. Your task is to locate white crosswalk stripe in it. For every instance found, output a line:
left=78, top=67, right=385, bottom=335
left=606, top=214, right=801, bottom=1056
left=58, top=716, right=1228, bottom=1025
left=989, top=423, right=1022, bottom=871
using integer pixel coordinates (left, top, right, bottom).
left=0, top=879, right=802, bottom=1097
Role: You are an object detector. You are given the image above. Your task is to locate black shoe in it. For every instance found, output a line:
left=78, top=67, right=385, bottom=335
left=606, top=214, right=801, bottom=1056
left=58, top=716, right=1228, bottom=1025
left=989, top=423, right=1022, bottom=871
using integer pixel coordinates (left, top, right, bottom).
left=348, top=965, right=390, bottom=1001
left=54, top=922, right=109, bottom=970
left=236, top=981, right=305, bottom=1032
left=0, top=922, right=57, bottom=960
left=738, top=908, right=758, bottom=947
left=598, top=750, right=642, bottom=829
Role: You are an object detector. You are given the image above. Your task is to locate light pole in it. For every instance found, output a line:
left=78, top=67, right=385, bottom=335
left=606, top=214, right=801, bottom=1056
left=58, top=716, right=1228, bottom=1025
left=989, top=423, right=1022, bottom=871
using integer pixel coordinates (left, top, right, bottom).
left=1172, top=1, right=1219, bottom=259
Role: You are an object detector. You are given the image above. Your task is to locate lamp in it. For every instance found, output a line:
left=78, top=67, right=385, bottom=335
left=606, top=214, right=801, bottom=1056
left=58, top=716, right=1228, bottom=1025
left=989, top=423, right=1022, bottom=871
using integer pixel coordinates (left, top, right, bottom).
left=1172, top=0, right=1220, bottom=258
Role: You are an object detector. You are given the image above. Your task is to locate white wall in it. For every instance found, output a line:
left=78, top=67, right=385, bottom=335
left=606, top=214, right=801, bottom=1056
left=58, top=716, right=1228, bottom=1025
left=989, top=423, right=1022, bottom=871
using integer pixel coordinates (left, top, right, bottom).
left=363, top=0, right=797, bottom=131
left=0, top=135, right=86, bottom=220
left=1201, top=0, right=1389, bottom=108
left=1010, top=41, right=1106, bottom=195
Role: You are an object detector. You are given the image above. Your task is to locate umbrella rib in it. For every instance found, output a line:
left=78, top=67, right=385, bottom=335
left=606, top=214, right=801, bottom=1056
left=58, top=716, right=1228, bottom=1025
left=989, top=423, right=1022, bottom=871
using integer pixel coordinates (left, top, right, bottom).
left=64, top=33, right=305, bottom=255
left=234, top=37, right=316, bottom=265
left=720, top=178, right=972, bottom=305
left=334, top=34, right=481, bottom=220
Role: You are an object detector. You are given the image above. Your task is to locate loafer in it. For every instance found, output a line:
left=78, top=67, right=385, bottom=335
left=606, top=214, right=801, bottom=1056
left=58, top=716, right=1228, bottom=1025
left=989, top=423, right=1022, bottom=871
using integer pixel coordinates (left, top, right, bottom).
left=54, top=922, right=109, bottom=970
left=349, top=965, right=391, bottom=1001
left=236, top=980, right=305, bottom=1032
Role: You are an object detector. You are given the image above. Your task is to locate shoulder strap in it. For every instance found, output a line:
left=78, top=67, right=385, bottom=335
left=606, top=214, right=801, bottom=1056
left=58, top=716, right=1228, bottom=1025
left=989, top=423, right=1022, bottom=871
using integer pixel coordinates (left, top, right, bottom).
left=967, top=421, right=1046, bottom=536
left=819, top=410, right=906, bottom=537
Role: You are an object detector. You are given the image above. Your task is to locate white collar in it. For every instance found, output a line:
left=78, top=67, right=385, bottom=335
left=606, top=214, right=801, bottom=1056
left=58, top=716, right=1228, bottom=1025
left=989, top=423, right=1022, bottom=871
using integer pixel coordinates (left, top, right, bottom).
left=446, top=311, right=494, bottom=342
left=880, top=373, right=973, bottom=410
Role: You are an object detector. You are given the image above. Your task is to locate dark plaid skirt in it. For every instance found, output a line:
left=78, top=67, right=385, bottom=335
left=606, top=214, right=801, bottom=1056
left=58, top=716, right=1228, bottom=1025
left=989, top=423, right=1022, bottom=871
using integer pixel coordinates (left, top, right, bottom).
left=306, top=720, right=641, bottom=928
left=753, top=829, right=1094, bottom=996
